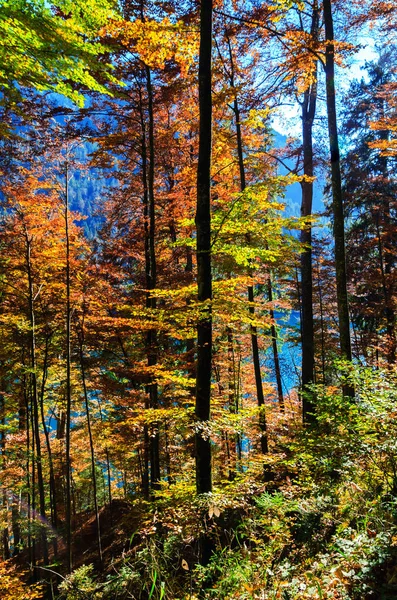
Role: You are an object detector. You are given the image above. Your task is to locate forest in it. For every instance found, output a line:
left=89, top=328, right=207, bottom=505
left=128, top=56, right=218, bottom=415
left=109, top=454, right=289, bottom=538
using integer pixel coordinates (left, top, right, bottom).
left=0, top=0, right=397, bottom=598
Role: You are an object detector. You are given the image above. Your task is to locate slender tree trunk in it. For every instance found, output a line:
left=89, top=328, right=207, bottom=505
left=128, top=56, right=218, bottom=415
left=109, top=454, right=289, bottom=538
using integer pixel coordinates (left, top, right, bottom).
left=97, top=400, right=112, bottom=509
left=137, top=0, right=160, bottom=496
left=24, top=376, right=33, bottom=565
left=300, top=5, right=319, bottom=420
left=323, top=0, right=353, bottom=379
left=379, top=111, right=395, bottom=364
left=315, top=258, right=327, bottom=384
left=227, top=328, right=238, bottom=478
left=11, top=503, right=20, bottom=558
left=226, top=31, right=269, bottom=451
left=248, top=286, right=269, bottom=454
left=195, top=0, right=213, bottom=495
left=1, top=395, right=10, bottom=560
left=64, top=160, right=73, bottom=572
left=12, top=390, right=24, bottom=556
left=164, top=422, right=173, bottom=484
left=139, top=95, right=150, bottom=499
left=138, top=71, right=160, bottom=494
left=30, top=393, right=36, bottom=570
left=373, top=214, right=396, bottom=364
left=78, top=329, right=103, bottom=567
left=268, top=280, right=284, bottom=411
left=39, top=335, right=58, bottom=557
left=145, top=64, right=161, bottom=490
left=26, top=235, right=48, bottom=565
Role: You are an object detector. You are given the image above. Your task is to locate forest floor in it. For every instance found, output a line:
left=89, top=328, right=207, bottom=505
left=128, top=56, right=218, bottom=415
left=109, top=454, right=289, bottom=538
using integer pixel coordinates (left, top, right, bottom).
left=8, top=375, right=397, bottom=599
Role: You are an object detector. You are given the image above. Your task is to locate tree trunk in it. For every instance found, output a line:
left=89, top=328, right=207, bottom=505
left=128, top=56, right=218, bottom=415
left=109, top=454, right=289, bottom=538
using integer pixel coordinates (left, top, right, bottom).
left=39, top=335, right=58, bottom=557
left=26, top=234, right=48, bottom=565
left=268, top=280, right=284, bottom=411
left=227, top=328, right=239, bottom=478
left=315, top=257, right=327, bottom=384
left=138, top=90, right=151, bottom=500
left=323, top=0, right=353, bottom=377
left=78, top=327, right=103, bottom=567
left=23, top=376, right=33, bottom=565
left=145, top=64, right=161, bottom=490
left=12, top=387, right=25, bottom=556
left=1, top=395, right=10, bottom=560
left=30, top=394, right=36, bottom=570
left=226, top=29, right=269, bottom=451
left=379, top=110, right=396, bottom=364
left=301, top=5, right=319, bottom=421
left=138, top=65, right=160, bottom=494
left=248, top=286, right=269, bottom=454
left=64, top=159, right=73, bottom=572
left=195, top=0, right=213, bottom=495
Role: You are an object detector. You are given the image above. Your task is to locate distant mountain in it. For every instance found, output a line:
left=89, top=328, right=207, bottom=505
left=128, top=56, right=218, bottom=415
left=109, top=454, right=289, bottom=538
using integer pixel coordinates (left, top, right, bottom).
left=67, top=143, right=118, bottom=238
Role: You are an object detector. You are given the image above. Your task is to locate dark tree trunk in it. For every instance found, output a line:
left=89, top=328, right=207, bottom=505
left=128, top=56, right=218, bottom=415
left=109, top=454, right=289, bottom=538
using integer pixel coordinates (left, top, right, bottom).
left=248, top=286, right=269, bottom=454
left=26, top=235, right=48, bottom=565
left=195, top=0, right=213, bottom=495
left=300, top=4, right=319, bottom=421
left=12, top=388, right=25, bottom=556
left=138, top=88, right=151, bottom=500
left=1, top=396, right=10, bottom=560
left=78, top=329, right=103, bottom=567
left=226, top=29, right=269, bottom=450
left=323, top=0, right=353, bottom=379
left=145, top=64, right=161, bottom=490
left=24, top=377, right=33, bottom=565
left=268, top=280, right=284, bottom=411
left=64, top=160, right=73, bottom=571
left=39, top=335, right=58, bottom=557
left=227, top=328, right=239, bottom=478
left=138, top=59, right=160, bottom=494
left=379, top=116, right=396, bottom=364
left=97, top=401, right=112, bottom=508
left=315, top=258, right=327, bottom=384
left=11, top=502, right=20, bottom=557
left=30, top=394, right=36, bottom=570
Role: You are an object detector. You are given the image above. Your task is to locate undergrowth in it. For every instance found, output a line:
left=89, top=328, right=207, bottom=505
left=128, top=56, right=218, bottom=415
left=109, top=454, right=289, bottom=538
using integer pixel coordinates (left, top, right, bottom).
left=39, top=367, right=397, bottom=598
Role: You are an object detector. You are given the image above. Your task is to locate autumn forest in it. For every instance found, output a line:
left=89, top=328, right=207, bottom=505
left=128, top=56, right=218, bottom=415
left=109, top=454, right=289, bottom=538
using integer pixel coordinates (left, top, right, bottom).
left=1, top=0, right=397, bottom=598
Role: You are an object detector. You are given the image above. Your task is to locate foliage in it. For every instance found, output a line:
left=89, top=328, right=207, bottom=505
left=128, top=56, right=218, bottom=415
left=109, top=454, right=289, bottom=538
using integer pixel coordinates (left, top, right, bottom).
left=51, top=365, right=397, bottom=598
left=58, top=564, right=104, bottom=599
left=0, top=1, right=396, bottom=599
left=0, top=560, right=42, bottom=599
left=0, top=0, right=119, bottom=108
left=179, top=365, right=397, bottom=599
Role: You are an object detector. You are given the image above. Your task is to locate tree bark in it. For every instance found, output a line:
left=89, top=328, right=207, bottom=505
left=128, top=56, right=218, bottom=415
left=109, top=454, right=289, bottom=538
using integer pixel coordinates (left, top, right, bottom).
left=39, top=335, right=58, bottom=557
left=301, top=4, right=319, bottom=421
left=26, top=234, right=48, bottom=565
left=65, top=159, right=73, bottom=572
left=226, top=29, right=269, bottom=451
left=323, top=0, right=353, bottom=377
left=78, top=327, right=103, bottom=567
left=1, top=395, right=10, bottom=560
left=195, top=0, right=213, bottom=495
left=138, top=64, right=160, bottom=494
left=268, top=280, right=284, bottom=411
left=145, top=64, right=161, bottom=490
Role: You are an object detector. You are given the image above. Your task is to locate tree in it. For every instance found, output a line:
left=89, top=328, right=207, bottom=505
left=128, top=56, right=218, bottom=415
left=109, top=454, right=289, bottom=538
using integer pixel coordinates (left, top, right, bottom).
left=323, top=0, right=353, bottom=375
left=298, top=0, right=320, bottom=421
left=342, top=54, right=397, bottom=365
left=195, top=0, right=213, bottom=495
left=0, top=165, right=90, bottom=567
left=0, top=0, right=118, bottom=111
